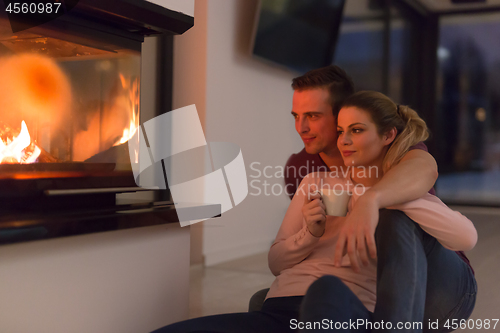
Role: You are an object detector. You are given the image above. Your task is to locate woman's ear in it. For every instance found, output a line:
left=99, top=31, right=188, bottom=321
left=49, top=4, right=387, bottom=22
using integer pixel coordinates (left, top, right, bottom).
left=383, top=127, right=397, bottom=146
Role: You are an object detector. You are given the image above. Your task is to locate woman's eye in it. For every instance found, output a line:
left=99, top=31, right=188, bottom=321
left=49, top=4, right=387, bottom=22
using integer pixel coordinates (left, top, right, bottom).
left=337, top=130, right=343, bottom=135
left=352, top=128, right=363, bottom=133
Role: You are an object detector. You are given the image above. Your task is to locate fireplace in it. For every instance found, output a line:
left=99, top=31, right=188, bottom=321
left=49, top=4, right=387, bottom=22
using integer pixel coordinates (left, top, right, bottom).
left=0, top=0, right=220, bottom=244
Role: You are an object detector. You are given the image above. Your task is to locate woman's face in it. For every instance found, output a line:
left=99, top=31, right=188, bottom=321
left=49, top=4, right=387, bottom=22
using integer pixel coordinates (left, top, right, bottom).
left=337, top=106, right=394, bottom=169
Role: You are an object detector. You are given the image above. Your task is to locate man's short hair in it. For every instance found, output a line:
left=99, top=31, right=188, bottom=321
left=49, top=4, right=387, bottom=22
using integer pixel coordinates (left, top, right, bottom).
left=291, top=65, right=355, bottom=116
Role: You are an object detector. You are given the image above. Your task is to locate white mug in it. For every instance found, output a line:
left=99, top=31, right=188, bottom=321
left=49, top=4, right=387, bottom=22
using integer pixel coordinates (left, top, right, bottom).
left=320, top=189, right=351, bottom=217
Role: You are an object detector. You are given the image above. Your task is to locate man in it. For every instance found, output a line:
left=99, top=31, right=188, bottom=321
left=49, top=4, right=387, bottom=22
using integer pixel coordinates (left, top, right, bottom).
left=284, top=65, right=475, bottom=332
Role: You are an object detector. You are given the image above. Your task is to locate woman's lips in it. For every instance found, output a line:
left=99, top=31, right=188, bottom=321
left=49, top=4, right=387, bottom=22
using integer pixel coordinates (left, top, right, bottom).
left=302, top=137, right=315, bottom=144
left=342, top=150, right=355, bottom=157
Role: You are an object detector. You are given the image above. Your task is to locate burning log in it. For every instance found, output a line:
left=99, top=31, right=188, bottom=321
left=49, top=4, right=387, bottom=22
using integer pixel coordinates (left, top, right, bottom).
left=36, top=146, right=59, bottom=163
left=0, top=120, right=57, bottom=164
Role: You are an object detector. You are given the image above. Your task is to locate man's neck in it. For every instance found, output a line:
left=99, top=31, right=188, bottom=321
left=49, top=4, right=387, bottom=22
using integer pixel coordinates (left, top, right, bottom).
left=319, top=151, right=344, bottom=171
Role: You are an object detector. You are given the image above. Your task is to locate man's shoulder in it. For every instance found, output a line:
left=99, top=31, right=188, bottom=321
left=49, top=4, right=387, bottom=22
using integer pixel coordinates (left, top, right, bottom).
left=285, top=148, right=324, bottom=168
left=409, top=141, right=428, bottom=152
left=284, top=149, right=328, bottom=200
left=408, top=141, right=436, bottom=195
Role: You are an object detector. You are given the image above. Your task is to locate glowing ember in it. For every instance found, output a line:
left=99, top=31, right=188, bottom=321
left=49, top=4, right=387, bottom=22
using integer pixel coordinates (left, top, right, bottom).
left=0, top=121, right=41, bottom=164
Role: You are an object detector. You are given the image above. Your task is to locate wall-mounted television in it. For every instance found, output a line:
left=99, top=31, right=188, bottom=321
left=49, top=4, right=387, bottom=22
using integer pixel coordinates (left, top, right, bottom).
left=251, top=0, right=345, bottom=73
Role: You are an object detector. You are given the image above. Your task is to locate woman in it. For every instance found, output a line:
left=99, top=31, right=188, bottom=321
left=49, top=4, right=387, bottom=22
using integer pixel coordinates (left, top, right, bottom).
left=152, top=91, right=477, bottom=333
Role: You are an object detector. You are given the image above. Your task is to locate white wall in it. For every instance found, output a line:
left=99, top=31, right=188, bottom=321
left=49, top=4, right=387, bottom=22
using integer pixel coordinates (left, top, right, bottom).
left=201, top=0, right=303, bottom=265
left=172, top=0, right=208, bottom=265
left=172, top=0, right=305, bottom=266
left=146, top=0, right=194, bottom=17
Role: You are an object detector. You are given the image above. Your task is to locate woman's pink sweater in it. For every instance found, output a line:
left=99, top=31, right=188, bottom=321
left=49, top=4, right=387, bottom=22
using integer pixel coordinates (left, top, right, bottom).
left=266, top=173, right=477, bottom=312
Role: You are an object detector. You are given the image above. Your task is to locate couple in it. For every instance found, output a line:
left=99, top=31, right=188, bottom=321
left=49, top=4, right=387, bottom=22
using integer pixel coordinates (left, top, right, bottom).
left=152, top=66, right=477, bottom=332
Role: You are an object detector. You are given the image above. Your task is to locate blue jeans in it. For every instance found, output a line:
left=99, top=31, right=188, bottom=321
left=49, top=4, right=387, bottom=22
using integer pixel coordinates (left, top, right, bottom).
left=151, top=296, right=303, bottom=333
left=301, top=209, right=477, bottom=332
left=374, top=209, right=476, bottom=332
left=151, top=210, right=476, bottom=333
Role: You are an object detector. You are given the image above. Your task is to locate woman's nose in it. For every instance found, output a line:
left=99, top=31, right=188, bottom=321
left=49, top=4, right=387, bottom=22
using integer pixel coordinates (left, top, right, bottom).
left=339, top=133, right=351, bottom=145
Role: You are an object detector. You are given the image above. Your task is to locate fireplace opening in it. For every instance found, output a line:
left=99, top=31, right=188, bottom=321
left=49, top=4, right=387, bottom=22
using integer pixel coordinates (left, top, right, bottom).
left=0, top=50, right=140, bottom=166
left=0, top=22, right=143, bottom=197
left=0, top=6, right=150, bottom=213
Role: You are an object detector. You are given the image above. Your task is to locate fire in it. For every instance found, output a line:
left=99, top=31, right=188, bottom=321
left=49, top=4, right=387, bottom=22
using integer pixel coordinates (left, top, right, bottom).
left=73, top=72, right=140, bottom=161
left=0, top=121, right=41, bottom=164
left=113, top=74, right=139, bottom=146
left=114, top=102, right=138, bottom=146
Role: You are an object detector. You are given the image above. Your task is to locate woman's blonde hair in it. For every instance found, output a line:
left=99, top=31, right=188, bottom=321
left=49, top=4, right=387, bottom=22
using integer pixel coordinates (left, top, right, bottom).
left=341, top=91, right=429, bottom=172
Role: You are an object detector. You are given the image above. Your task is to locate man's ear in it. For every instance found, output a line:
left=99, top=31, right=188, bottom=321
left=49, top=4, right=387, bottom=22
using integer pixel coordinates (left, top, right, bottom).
left=383, top=128, right=397, bottom=146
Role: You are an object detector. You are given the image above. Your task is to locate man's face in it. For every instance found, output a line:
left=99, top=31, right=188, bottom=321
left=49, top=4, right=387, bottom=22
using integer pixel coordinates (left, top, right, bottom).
left=292, top=88, right=338, bottom=156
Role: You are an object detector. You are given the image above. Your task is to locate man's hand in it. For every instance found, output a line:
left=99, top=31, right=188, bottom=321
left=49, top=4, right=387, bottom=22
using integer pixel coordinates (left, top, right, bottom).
left=302, top=191, right=326, bottom=237
left=333, top=191, right=379, bottom=272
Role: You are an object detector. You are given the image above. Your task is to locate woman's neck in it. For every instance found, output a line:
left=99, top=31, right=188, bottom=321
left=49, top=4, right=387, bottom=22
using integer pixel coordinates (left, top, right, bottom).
left=350, top=165, right=383, bottom=187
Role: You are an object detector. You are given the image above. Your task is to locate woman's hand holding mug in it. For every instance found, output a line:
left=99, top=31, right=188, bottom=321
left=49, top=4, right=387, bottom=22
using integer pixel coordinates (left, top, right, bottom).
left=302, top=190, right=326, bottom=237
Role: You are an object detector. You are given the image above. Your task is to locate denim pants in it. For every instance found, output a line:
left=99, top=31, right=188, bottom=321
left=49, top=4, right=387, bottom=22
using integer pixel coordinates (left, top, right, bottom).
left=301, top=209, right=477, bottom=332
left=373, top=209, right=477, bottom=332
left=151, top=296, right=303, bottom=333
left=151, top=210, right=477, bottom=333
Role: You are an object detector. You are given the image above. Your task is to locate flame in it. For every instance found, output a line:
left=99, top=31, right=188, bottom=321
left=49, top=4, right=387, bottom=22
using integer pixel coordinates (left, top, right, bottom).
left=119, top=73, right=127, bottom=89
left=113, top=76, right=139, bottom=146
left=73, top=74, right=140, bottom=160
left=0, top=121, right=41, bottom=164
left=114, top=105, right=138, bottom=146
